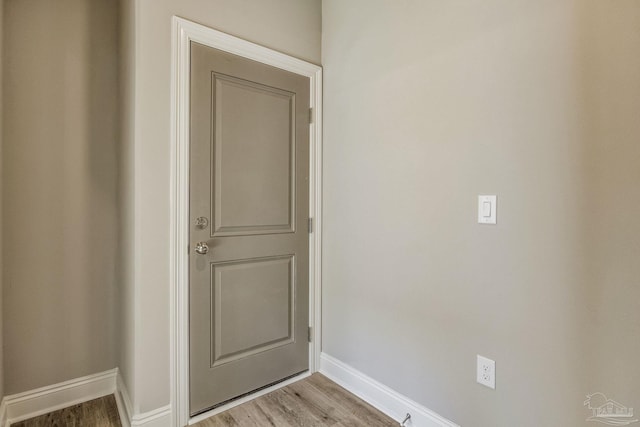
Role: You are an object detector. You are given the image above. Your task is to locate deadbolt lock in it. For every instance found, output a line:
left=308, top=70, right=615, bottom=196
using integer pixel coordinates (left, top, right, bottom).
left=195, top=216, right=209, bottom=229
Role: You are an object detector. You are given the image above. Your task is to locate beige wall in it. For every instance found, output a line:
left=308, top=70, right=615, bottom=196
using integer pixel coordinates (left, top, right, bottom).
left=118, top=0, right=137, bottom=411
left=321, top=1, right=640, bottom=426
left=4, top=3, right=636, bottom=425
left=582, top=0, right=640, bottom=405
left=119, top=0, right=321, bottom=413
left=0, top=0, right=4, bottom=400
left=2, top=0, right=119, bottom=394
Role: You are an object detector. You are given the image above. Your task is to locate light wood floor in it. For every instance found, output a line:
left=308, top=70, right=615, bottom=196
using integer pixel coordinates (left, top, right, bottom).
left=10, top=374, right=397, bottom=427
left=194, top=373, right=398, bottom=427
left=11, top=395, right=121, bottom=427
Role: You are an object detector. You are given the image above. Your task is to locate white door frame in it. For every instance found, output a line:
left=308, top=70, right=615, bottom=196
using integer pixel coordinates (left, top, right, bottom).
left=169, top=17, right=323, bottom=427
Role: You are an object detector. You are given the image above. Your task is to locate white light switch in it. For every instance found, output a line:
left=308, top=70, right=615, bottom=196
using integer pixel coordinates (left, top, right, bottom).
left=478, top=195, right=497, bottom=224
left=482, top=201, right=491, bottom=217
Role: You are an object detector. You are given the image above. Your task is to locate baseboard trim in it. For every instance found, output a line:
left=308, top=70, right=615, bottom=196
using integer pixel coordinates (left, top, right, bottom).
left=0, top=399, right=7, bottom=427
left=131, top=405, right=172, bottom=427
left=0, top=359, right=456, bottom=427
left=0, top=369, right=118, bottom=427
left=115, top=371, right=132, bottom=427
left=319, top=353, right=459, bottom=427
left=114, top=371, right=172, bottom=427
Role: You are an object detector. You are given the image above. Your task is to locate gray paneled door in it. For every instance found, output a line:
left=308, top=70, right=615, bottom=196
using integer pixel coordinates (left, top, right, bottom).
left=189, top=42, right=310, bottom=416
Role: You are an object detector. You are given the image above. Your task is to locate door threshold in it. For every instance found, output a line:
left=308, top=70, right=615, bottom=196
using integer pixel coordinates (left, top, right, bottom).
left=188, top=370, right=311, bottom=425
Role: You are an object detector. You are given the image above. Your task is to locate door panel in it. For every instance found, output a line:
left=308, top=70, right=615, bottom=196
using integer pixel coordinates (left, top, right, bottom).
left=210, top=255, right=295, bottom=367
left=189, top=42, right=310, bottom=415
left=212, top=73, right=295, bottom=236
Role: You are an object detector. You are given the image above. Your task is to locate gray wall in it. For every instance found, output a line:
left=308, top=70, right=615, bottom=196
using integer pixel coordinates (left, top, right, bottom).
left=321, top=1, right=640, bottom=426
left=118, top=0, right=322, bottom=413
left=2, top=0, right=119, bottom=394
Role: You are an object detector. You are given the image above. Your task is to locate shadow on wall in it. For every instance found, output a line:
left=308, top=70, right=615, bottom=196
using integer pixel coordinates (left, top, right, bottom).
left=579, top=0, right=640, bottom=407
left=2, top=0, right=118, bottom=394
left=85, top=0, right=119, bottom=383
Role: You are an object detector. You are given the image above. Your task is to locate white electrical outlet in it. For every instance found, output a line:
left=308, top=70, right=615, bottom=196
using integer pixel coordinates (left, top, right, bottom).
left=477, top=355, right=496, bottom=389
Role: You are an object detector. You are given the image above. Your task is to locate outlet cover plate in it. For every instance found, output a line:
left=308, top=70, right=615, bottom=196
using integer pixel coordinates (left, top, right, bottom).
left=477, top=355, right=496, bottom=389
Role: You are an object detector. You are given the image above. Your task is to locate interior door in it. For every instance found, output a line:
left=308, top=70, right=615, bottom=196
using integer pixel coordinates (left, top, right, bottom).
left=189, top=42, right=310, bottom=415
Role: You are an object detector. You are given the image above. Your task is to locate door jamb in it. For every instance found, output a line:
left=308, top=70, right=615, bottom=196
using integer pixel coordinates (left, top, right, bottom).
left=169, top=17, right=323, bottom=427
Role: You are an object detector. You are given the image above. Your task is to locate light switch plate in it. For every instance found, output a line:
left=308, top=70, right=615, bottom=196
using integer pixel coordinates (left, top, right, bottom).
left=478, top=195, right=497, bottom=224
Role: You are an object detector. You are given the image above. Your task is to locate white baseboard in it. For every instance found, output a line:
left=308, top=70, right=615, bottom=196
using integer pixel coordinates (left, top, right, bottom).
left=0, top=369, right=118, bottom=427
left=0, top=357, right=449, bottom=427
left=131, top=405, right=172, bottom=427
left=115, top=371, right=172, bottom=427
left=115, top=371, right=132, bottom=427
left=0, top=368, right=172, bottom=427
left=0, top=399, right=6, bottom=427
left=319, top=353, right=459, bottom=427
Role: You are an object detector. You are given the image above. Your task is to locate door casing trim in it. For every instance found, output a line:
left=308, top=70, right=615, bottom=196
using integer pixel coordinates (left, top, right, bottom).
left=170, top=16, right=323, bottom=427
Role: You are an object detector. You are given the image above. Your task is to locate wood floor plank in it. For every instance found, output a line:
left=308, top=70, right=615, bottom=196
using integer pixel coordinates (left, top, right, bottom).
left=11, top=395, right=121, bottom=427
left=284, top=381, right=342, bottom=424
left=197, top=411, right=239, bottom=427
left=194, top=373, right=398, bottom=427
left=305, top=374, right=397, bottom=427
left=225, top=401, right=278, bottom=427
left=10, top=374, right=394, bottom=427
